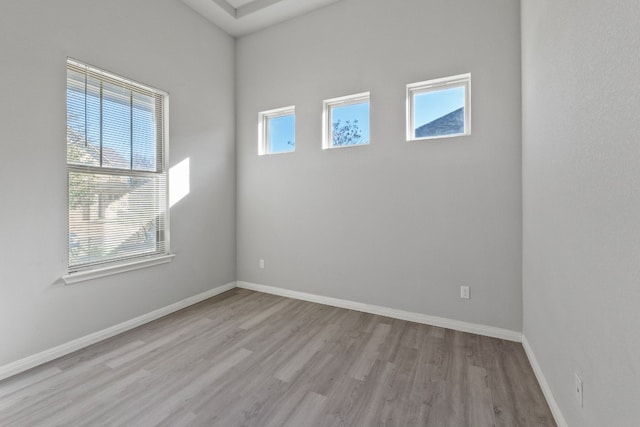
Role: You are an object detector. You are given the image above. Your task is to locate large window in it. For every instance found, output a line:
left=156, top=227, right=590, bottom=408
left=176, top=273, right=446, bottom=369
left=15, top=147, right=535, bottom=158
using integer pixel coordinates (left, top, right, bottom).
left=258, top=106, right=295, bottom=155
left=406, top=73, right=471, bottom=141
left=66, top=59, right=169, bottom=278
left=323, top=92, right=370, bottom=149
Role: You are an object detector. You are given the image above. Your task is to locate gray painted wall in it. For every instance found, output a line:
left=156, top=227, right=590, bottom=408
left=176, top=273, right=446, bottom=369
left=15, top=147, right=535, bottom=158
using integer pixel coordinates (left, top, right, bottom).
left=522, top=0, right=640, bottom=425
left=236, top=0, right=523, bottom=331
left=0, top=0, right=236, bottom=366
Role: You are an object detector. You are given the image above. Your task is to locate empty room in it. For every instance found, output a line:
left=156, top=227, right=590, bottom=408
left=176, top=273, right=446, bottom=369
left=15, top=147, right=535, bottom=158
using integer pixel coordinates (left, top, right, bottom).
left=0, top=0, right=638, bottom=425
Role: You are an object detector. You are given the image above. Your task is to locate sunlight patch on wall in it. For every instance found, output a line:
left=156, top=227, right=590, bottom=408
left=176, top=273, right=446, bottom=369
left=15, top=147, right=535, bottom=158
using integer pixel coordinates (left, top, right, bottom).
left=169, top=158, right=190, bottom=207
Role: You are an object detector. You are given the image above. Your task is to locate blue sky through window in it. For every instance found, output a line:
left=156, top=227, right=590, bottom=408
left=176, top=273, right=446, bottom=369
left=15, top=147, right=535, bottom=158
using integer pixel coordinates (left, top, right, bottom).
left=414, top=86, right=464, bottom=128
left=331, top=101, right=369, bottom=145
left=268, top=114, right=295, bottom=153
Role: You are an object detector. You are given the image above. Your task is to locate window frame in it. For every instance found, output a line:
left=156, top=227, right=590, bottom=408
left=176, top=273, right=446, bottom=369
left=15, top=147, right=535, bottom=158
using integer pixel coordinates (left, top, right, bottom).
left=322, top=91, right=370, bottom=150
left=406, top=73, right=471, bottom=142
left=63, top=58, right=172, bottom=284
left=258, top=105, right=296, bottom=156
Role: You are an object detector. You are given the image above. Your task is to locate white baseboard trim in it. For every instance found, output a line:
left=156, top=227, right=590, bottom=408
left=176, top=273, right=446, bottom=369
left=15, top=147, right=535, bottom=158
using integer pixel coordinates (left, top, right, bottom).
left=237, top=281, right=522, bottom=342
left=522, top=335, right=568, bottom=427
left=0, top=281, right=236, bottom=382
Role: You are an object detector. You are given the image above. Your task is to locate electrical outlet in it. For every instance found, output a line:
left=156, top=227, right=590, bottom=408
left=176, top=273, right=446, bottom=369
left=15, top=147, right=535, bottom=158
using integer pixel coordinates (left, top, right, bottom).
left=460, top=286, right=470, bottom=299
left=575, top=374, right=583, bottom=407
left=259, top=259, right=265, bottom=269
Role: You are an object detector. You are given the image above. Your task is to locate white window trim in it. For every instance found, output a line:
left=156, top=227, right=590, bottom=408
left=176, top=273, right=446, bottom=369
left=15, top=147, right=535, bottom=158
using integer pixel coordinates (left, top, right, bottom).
left=65, top=58, right=172, bottom=281
left=406, top=73, right=471, bottom=142
left=68, top=58, right=169, bottom=98
left=62, top=254, right=175, bottom=285
left=258, top=105, right=295, bottom=155
left=322, top=91, right=370, bottom=150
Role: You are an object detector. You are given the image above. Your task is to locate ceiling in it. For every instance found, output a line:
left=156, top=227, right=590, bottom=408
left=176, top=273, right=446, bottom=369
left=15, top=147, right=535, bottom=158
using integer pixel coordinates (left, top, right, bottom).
left=182, top=0, right=342, bottom=37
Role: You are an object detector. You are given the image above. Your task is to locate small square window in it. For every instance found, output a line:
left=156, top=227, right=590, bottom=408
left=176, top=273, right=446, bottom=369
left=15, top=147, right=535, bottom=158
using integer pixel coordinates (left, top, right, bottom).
left=407, top=73, right=471, bottom=141
left=323, top=92, right=370, bottom=149
left=258, top=106, right=295, bottom=155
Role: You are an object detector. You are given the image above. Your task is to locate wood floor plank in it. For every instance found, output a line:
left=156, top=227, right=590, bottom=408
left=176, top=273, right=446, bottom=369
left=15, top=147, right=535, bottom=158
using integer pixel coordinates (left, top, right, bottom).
left=348, top=322, right=392, bottom=381
left=0, top=289, right=557, bottom=427
left=274, top=321, right=341, bottom=382
left=0, top=366, right=62, bottom=399
left=280, top=391, right=327, bottom=427
left=467, top=365, right=497, bottom=427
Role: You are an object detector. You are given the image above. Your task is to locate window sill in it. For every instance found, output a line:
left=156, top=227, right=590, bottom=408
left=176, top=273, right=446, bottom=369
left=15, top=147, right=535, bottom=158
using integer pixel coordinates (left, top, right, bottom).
left=407, top=132, right=470, bottom=142
left=322, top=142, right=370, bottom=150
left=62, top=254, right=175, bottom=285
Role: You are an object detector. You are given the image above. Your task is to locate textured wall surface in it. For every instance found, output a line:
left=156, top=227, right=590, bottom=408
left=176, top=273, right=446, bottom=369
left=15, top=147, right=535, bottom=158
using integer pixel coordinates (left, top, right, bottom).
left=522, top=0, right=640, bottom=425
left=0, top=0, right=236, bottom=366
left=236, top=0, right=523, bottom=331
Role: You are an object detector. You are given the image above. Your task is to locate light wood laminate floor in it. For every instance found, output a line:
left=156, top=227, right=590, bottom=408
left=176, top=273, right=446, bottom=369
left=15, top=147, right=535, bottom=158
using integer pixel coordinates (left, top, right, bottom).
left=0, top=289, right=555, bottom=426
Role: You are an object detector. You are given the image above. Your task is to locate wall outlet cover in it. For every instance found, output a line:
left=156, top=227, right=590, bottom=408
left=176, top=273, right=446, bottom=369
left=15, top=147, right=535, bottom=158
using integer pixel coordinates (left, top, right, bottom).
left=575, top=373, right=583, bottom=407
left=460, top=286, right=470, bottom=299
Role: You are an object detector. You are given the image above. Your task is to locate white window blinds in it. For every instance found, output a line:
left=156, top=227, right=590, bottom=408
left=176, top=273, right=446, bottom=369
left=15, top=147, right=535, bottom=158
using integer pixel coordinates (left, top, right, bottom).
left=66, top=59, right=169, bottom=273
